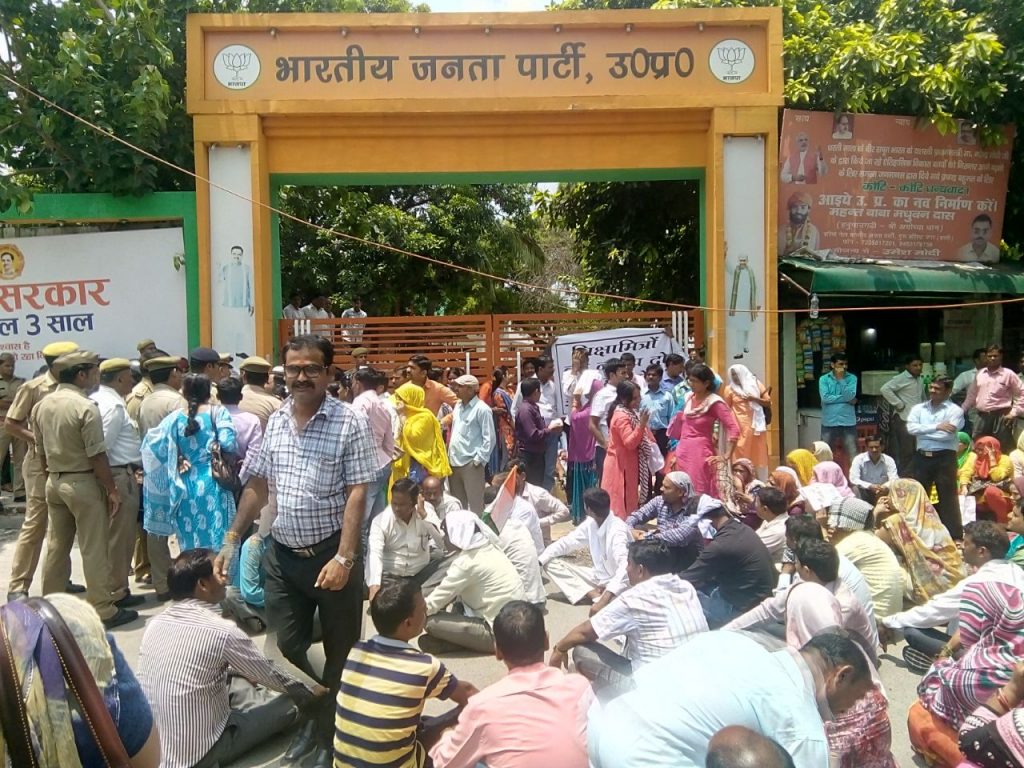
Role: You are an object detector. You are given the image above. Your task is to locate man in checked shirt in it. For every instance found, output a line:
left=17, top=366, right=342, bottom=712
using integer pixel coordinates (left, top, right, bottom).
left=216, top=334, right=377, bottom=768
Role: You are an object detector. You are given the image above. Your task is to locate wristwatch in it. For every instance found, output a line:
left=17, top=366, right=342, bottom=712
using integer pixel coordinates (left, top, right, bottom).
left=333, top=554, right=355, bottom=570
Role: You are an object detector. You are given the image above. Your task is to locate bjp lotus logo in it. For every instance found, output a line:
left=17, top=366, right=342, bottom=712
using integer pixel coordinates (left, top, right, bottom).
left=213, top=45, right=261, bottom=90
left=709, top=39, right=755, bottom=84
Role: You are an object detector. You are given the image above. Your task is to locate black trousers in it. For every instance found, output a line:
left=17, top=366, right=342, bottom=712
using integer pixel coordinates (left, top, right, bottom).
left=264, top=531, right=363, bottom=747
left=974, top=408, right=1014, bottom=454
left=909, top=449, right=962, bottom=540
left=904, top=626, right=952, bottom=657
left=522, top=450, right=545, bottom=487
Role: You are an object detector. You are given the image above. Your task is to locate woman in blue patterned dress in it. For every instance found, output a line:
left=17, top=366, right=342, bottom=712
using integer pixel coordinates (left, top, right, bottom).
left=146, top=374, right=237, bottom=553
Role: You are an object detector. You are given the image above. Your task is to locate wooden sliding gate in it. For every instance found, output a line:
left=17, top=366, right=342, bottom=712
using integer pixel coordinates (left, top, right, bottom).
left=279, top=310, right=701, bottom=378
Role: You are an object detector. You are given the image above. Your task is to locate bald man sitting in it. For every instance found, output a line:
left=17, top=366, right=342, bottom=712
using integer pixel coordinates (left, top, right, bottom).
left=706, top=726, right=795, bottom=768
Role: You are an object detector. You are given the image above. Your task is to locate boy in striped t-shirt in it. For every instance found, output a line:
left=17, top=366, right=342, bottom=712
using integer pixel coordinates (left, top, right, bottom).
left=335, top=578, right=478, bottom=767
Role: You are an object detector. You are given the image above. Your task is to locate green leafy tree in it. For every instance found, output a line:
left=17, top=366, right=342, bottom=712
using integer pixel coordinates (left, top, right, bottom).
left=278, top=183, right=543, bottom=316
left=0, top=0, right=428, bottom=211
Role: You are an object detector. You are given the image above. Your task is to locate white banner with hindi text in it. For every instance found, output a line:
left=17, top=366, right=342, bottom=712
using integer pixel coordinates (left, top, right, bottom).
left=0, top=228, right=188, bottom=373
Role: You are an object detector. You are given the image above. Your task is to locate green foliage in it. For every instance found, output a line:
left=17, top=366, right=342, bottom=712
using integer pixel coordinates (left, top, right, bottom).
left=0, top=0, right=428, bottom=210
left=278, top=184, right=543, bottom=316
left=538, top=181, right=700, bottom=310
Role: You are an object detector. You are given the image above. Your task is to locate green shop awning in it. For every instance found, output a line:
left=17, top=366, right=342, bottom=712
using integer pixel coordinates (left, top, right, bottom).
left=780, top=257, right=1024, bottom=295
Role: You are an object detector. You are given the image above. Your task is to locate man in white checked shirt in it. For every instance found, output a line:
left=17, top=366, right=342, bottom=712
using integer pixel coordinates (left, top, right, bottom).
left=548, top=538, right=708, bottom=696
left=215, top=335, right=377, bottom=768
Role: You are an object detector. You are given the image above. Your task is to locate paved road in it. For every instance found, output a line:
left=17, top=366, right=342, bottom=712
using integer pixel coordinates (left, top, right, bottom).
left=0, top=513, right=927, bottom=766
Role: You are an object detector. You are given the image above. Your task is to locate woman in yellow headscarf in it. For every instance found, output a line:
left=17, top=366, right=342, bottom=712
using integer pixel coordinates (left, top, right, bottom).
left=391, top=382, right=451, bottom=492
left=786, top=448, right=819, bottom=486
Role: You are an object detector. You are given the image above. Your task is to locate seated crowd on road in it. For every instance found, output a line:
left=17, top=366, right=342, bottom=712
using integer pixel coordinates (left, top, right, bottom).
left=5, top=330, right=1024, bottom=768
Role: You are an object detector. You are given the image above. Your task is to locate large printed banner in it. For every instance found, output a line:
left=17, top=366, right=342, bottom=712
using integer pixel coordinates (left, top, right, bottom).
left=0, top=229, right=188, bottom=369
left=778, top=110, right=1014, bottom=262
left=551, top=326, right=683, bottom=417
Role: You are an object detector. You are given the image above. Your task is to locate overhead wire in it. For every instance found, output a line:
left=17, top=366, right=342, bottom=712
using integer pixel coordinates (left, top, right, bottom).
left=3, top=71, right=1023, bottom=316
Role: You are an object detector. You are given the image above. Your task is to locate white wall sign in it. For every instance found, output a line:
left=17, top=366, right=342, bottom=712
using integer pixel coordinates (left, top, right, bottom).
left=723, top=136, right=767, bottom=380
left=551, top=326, right=684, bottom=417
left=0, top=229, right=187, bottom=372
left=209, top=145, right=257, bottom=356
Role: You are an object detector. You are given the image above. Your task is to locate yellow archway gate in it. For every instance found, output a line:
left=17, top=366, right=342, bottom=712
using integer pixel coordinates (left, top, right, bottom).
left=186, top=8, right=784, bottom=455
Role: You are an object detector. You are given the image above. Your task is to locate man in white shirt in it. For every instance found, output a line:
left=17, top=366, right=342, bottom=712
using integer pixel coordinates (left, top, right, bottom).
left=339, top=296, right=367, bottom=344
left=366, top=478, right=447, bottom=602
left=282, top=292, right=304, bottom=321
left=879, top=355, right=925, bottom=472
left=587, top=358, right=627, bottom=484
left=538, top=488, right=630, bottom=614
left=420, top=475, right=461, bottom=521
left=848, top=435, right=899, bottom=505
left=301, top=296, right=331, bottom=319
left=482, top=484, right=546, bottom=605
left=549, top=539, right=707, bottom=696
left=90, top=358, right=146, bottom=609
left=754, top=487, right=789, bottom=566
left=952, top=348, right=986, bottom=404
left=493, top=462, right=570, bottom=542
left=352, top=369, right=396, bottom=528
left=879, top=520, right=1023, bottom=671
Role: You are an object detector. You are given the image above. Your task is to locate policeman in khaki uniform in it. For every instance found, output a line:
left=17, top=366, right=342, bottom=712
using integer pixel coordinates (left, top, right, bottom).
left=33, top=350, right=137, bottom=628
left=126, top=342, right=162, bottom=423
left=238, top=356, right=281, bottom=429
left=90, top=357, right=145, bottom=609
left=0, top=352, right=27, bottom=500
left=4, top=340, right=84, bottom=602
left=137, top=355, right=186, bottom=600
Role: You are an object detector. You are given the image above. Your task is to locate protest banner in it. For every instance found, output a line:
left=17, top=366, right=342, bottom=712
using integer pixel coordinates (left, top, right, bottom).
left=551, top=326, right=683, bottom=417
left=0, top=229, right=188, bottom=366
left=778, top=110, right=1014, bottom=262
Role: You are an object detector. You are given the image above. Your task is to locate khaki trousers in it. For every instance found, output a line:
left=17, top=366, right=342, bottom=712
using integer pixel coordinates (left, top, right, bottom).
left=7, top=450, right=50, bottom=594
left=449, top=462, right=486, bottom=514
left=108, top=467, right=140, bottom=600
left=148, top=534, right=172, bottom=595
left=42, top=472, right=116, bottom=620
left=132, top=526, right=150, bottom=579
left=0, top=429, right=25, bottom=495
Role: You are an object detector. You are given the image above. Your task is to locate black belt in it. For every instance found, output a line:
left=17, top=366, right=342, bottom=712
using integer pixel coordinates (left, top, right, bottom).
left=917, top=449, right=954, bottom=457
left=111, top=463, right=141, bottom=472
left=274, top=530, right=341, bottom=559
left=49, top=470, right=91, bottom=475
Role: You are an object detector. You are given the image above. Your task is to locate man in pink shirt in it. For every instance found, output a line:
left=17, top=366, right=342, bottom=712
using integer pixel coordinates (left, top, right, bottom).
left=430, top=601, right=594, bottom=768
left=352, top=368, right=396, bottom=548
left=963, top=343, right=1023, bottom=452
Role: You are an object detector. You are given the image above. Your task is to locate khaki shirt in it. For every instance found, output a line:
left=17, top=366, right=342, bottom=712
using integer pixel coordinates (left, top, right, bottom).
left=239, top=384, right=281, bottom=430
left=0, top=375, right=25, bottom=416
left=32, top=384, right=107, bottom=473
left=138, top=384, right=187, bottom=438
left=7, top=371, right=57, bottom=461
left=125, top=378, right=153, bottom=422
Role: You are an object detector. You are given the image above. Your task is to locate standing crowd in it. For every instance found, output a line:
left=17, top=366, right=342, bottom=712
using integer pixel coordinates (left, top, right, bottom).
left=3, top=333, right=1024, bottom=768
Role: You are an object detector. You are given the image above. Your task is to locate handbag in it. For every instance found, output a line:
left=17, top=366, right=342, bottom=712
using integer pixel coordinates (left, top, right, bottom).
left=210, top=407, right=242, bottom=497
left=0, top=598, right=132, bottom=768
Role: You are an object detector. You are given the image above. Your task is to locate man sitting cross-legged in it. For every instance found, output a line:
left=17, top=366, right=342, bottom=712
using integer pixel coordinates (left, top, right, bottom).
left=137, top=549, right=325, bottom=768
left=431, top=601, right=594, bottom=768
left=335, top=577, right=478, bottom=767
left=549, top=538, right=708, bottom=696
left=538, top=487, right=630, bottom=615
left=366, top=477, right=449, bottom=602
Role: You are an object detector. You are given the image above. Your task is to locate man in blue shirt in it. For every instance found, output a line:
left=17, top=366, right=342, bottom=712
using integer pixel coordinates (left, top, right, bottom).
left=660, top=353, right=687, bottom=393
left=818, top=353, right=859, bottom=463
left=641, top=364, right=674, bottom=462
left=906, top=376, right=965, bottom=540
left=588, top=630, right=873, bottom=768
left=448, top=374, right=496, bottom=514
